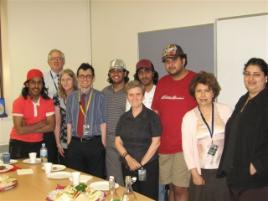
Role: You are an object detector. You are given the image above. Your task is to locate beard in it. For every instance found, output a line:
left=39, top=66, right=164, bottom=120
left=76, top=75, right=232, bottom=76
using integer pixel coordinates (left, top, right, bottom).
left=168, top=68, right=184, bottom=77
left=140, top=78, right=153, bottom=86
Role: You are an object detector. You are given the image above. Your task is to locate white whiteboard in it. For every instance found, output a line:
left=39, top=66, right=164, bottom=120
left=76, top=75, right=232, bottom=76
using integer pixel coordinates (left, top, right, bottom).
left=216, top=14, right=268, bottom=108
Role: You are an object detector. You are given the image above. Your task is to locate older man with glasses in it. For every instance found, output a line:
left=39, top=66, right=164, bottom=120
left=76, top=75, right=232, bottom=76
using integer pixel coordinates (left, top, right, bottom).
left=43, top=49, right=65, bottom=163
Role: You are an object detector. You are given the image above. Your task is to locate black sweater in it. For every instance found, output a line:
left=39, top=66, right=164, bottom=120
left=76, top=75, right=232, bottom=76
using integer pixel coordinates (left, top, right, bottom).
left=218, top=88, right=268, bottom=189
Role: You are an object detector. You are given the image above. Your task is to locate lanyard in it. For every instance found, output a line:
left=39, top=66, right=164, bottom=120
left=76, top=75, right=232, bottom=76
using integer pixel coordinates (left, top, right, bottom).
left=79, top=90, right=93, bottom=117
left=198, top=103, right=214, bottom=139
left=49, top=71, right=58, bottom=92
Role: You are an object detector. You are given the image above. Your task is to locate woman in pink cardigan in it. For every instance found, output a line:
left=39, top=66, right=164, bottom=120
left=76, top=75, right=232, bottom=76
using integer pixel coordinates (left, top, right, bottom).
left=182, top=71, right=232, bottom=201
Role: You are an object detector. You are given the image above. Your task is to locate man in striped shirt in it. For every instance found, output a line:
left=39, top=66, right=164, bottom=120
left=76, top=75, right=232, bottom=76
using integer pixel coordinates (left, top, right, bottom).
left=102, top=58, right=129, bottom=185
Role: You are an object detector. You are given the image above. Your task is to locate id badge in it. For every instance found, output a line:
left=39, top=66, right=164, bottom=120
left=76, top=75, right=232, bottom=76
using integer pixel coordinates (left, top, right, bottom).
left=138, top=167, right=147, bottom=181
left=207, top=144, right=218, bottom=156
left=83, top=124, right=90, bottom=136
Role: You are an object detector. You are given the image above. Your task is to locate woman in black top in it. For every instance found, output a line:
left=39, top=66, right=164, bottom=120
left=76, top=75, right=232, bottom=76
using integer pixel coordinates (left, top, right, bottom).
left=115, top=80, right=162, bottom=200
left=218, top=58, right=268, bottom=201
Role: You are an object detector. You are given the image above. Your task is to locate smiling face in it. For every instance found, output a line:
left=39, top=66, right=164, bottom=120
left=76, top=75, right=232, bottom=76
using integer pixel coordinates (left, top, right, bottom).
left=109, top=69, right=125, bottom=84
left=127, top=87, right=144, bottom=109
left=26, top=77, right=43, bottom=99
left=77, top=69, right=94, bottom=90
left=48, top=51, right=65, bottom=73
left=194, top=83, right=214, bottom=108
left=60, top=73, right=74, bottom=93
left=244, top=64, right=267, bottom=97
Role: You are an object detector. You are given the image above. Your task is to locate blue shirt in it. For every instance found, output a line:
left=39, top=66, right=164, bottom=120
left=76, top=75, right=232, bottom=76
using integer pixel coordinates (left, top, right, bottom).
left=66, top=89, right=106, bottom=137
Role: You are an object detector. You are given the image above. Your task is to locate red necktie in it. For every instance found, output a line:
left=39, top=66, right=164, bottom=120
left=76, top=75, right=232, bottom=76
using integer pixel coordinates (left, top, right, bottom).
left=77, top=94, right=86, bottom=138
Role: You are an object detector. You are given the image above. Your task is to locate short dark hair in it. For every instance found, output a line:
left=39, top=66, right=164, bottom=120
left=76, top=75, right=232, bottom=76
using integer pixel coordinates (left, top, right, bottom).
left=189, top=71, right=221, bottom=101
left=107, top=69, right=130, bottom=84
left=134, top=66, right=159, bottom=85
left=244, top=58, right=268, bottom=76
left=77, top=63, right=95, bottom=78
left=21, top=79, right=49, bottom=99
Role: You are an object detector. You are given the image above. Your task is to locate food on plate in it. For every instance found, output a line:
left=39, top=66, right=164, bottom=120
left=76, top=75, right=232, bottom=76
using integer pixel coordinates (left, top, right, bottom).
left=75, top=183, right=87, bottom=192
left=48, top=184, right=105, bottom=201
left=0, top=166, right=6, bottom=170
left=0, top=175, right=17, bottom=189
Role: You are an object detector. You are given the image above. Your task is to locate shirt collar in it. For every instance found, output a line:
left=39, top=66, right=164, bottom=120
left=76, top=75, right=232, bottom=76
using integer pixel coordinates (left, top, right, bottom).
left=50, top=70, right=59, bottom=79
left=31, top=97, right=40, bottom=117
left=126, top=104, right=147, bottom=119
left=79, top=88, right=93, bottom=96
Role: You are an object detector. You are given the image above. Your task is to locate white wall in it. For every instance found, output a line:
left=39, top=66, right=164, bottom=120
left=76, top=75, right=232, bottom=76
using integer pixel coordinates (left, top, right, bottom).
left=6, top=0, right=91, bottom=103
left=1, top=0, right=268, bottom=145
left=91, top=1, right=268, bottom=89
left=1, top=0, right=92, bottom=145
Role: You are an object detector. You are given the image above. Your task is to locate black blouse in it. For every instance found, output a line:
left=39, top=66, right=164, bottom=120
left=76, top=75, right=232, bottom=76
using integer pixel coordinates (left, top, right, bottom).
left=116, top=105, right=162, bottom=163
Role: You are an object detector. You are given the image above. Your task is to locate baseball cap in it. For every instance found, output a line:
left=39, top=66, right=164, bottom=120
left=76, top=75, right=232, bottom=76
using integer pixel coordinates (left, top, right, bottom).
left=109, top=58, right=126, bottom=70
left=136, top=59, right=154, bottom=70
left=162, top=44, right=185, bottom=62
left=25, top=69, right=43, bottom=82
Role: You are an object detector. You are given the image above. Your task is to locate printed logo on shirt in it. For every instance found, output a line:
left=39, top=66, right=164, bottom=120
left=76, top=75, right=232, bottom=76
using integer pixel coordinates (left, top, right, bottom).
left=161, top=95, right=185, bottom=100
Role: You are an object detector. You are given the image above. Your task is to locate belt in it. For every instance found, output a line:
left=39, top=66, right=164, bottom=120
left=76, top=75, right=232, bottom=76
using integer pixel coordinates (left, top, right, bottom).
left=72, top=136, right=101, bottom=143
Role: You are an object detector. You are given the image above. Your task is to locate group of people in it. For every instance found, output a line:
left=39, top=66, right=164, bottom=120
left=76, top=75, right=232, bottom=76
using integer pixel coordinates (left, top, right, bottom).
left=8, top=45, right=268, bottom=201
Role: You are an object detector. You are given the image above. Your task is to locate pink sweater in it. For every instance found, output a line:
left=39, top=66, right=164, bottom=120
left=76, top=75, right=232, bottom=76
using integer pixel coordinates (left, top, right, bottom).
left=182, top=102, right=232, bottom=175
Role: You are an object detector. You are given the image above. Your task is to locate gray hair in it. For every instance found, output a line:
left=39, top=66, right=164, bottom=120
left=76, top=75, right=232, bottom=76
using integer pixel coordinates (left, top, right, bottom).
left=47, top=49, right=65, bottom=62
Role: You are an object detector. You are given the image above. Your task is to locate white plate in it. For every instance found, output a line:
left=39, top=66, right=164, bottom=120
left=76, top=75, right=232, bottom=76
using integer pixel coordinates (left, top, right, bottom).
left=0, top=164, right=13, bottom=173
left=42, top=164, right=66, bottom=172
left=47, top=171, right=71, bottom=179
left=10, top=159, right=18, bottom=164
left=89, top=181, right=119, bottom=191
left=69, top=174, right=93, bottom=183
left=22, top=158, right=41, bottom=164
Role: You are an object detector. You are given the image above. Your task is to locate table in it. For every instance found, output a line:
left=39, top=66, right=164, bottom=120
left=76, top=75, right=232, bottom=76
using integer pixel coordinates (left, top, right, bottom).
left=0, top=161, right=154, bottom=201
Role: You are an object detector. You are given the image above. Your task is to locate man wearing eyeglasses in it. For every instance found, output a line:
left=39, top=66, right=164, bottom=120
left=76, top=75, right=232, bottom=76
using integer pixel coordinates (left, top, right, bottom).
left=44, top=49, right=65, bottom=99
left=43, top=49, right=65, bottom=163
left=66, top=63, right=106, bottom=178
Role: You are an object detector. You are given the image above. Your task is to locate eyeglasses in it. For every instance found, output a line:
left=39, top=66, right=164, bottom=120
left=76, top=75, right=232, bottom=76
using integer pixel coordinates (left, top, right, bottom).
left=50, top=57, right=63, bottom=61
left=78, top=74, right=93, bottom=80
left=243, top=71, right=262, bottom=78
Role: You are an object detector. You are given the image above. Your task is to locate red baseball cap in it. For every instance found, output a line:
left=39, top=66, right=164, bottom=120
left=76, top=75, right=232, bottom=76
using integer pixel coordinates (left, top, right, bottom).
left=136, top=59, right=153, bottom=70
left=26, top=69, right=43, bottom=82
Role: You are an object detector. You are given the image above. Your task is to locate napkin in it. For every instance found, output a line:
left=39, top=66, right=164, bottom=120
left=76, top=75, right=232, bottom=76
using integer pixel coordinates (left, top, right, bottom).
left=11, top=165, right=21, bottom=172
left=17, top=168, right=34, bottom=175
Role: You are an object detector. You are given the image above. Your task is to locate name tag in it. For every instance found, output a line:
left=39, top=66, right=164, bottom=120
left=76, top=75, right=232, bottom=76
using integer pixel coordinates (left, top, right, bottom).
left=207, top=144, right=218, bottom=156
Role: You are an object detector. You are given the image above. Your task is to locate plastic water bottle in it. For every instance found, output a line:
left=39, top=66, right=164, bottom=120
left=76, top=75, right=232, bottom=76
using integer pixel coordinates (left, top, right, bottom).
left=108, top=176, right=121, bottom=201
left=122, top=176, right=137, bottom=201
left=40, top=143, right=48, bottom=163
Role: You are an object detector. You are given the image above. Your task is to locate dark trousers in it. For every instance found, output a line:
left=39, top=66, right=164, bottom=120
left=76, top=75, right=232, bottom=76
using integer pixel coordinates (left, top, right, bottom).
left=44, top=132, right=58, bottom=163
left=229, top=186, right=268, bottom=201
left=67, top=136, right=105, bottom=178
left=122, top=158, right=159, bottom=200
left=9, top=139, right=42, bottom=159
left=189, top=169, right=230, bottom=201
